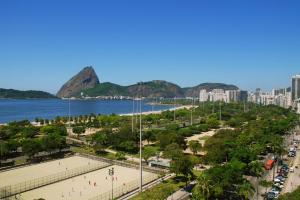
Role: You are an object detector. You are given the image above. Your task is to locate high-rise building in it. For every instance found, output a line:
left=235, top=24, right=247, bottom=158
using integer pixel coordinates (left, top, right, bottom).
left=292, top=75, right=300, bottom=101
left=210, top=89, right=225, bottom=102
left=239, top=90, right=248, bottom=102
left=199, top=89, right=209, bottom=102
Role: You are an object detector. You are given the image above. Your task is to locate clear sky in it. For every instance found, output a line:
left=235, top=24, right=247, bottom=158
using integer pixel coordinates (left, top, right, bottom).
left=1, top=0, right=300, bottom=94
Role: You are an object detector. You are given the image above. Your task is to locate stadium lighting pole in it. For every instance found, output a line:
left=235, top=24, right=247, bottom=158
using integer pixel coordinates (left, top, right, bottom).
left=109, top=167, right=114, bottom=200
left=68, top=97, right=71, bottom=129
left=219, top=101, right=222, bottom=121
left=174, top=97, right=176, bottom=121
left=190, top=98, right=193, bottom=125
left=139, top=84, right=143, bottom=192
left=132, top=97, right=134, bottom=133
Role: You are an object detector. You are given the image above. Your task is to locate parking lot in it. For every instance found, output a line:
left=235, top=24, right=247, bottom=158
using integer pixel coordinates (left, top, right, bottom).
left=264, top=132, right=300, bottom=199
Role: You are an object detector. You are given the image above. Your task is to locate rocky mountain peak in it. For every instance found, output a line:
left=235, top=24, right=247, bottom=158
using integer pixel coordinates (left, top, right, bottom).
left=57, top=66, right=100, bottom=98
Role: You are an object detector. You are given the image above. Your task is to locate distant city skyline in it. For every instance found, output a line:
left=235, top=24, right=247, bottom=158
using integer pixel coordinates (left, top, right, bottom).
left=1, top=0, right=300, bottom=93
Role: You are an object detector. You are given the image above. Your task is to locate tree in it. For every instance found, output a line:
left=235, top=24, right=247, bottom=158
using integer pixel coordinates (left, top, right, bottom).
left=249, top=160, right=263, bottom=200
left=115, top=152, right=126, bottom=160
left=238, top=180, right=254, bottom=200
left=22, top=139, right=41, bottom=159
left=72, top=126, right=86, bottom=138
left=189, top=140, right=202, bottom=155
left=41, top=133, right=66, bottom=154
left=142, top=146, right=157, bottom=164
left=0, top=141, right=9, bottom=159
left=192, top=173, right=213, bottom=200
left=92, top=133, right=108, bottom=153
left=170, top=154, right=194, bottom=186
left=164, top=143, right=182, bottom=160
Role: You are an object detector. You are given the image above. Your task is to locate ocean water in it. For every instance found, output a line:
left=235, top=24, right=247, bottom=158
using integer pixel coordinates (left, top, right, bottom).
left=0, top=99, right=174, bottom=123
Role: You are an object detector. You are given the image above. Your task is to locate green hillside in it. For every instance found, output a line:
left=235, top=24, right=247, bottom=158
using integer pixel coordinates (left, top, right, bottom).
left=0, top=88, right=56, bottom=99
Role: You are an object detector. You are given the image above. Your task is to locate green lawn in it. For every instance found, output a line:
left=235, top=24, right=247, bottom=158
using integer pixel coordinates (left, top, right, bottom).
left=131, top=177, right=186, bottom=200
left=71, top=146, right=118, bottom=160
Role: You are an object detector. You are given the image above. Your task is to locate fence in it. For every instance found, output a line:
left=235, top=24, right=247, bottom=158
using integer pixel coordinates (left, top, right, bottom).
left=0, top=161, right=111, bottom=199
left=79, top=153, right=167, bottom=175
left=89, top=173, right=159, bottom=200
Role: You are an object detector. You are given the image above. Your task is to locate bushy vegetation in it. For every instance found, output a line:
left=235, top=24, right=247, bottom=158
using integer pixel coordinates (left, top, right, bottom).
left=278, top=186, right=300, bottom=200
left=0, top=120, right=68, bottom=162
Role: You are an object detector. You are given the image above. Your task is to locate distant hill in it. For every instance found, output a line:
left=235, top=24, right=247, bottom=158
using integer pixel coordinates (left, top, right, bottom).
left=79, top=80, right=184, bottom=98
left=127, top=80, right=184, bottom=98
left=80, top=82, right=129, bottom=97
left=184, top=83, right=239, bottom=97
left=57, top=66, right=100, bottom=98
left=0, top=88, right=56, bottom=99
left=79, top=81, right=238, bottom=98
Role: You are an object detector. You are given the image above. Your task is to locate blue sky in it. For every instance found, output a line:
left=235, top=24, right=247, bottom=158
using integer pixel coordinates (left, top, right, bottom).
left=0, top=0, right=300, bottom=94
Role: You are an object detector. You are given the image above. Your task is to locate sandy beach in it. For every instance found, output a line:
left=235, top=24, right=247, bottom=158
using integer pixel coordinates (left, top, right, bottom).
left=120, top=105, right=195, bottom=116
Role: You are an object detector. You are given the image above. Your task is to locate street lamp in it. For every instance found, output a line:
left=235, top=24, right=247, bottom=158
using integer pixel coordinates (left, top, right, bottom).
left=109, top=167, right=114, bottom=200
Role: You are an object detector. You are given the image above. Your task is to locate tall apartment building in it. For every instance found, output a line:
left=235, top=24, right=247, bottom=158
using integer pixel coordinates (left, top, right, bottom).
left=199, top=89, right=209, bottom=102
left=292, top=75, right=300, bottom=101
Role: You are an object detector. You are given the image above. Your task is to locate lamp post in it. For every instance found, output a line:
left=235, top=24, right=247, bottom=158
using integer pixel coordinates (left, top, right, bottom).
left=109, top=167, right=114, bottom=200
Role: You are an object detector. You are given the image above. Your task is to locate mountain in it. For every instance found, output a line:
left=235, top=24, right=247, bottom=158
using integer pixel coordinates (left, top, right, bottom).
left=80, top=82, right=129, bottom=97
left=0, top=88, right=56, bottom=99
left=79, top=80, right=183, bottom=98
left=79, top=81, right=237, bottom=98
left=127, top=80, right=184, bottom=98
left=57, top=66, right=100, bottom=98
left=59, top=67, right=239, bottom=98
left=184, top=83, right=239, bottom=97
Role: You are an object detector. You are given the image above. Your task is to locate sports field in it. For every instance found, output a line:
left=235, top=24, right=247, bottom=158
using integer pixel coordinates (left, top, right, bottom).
left=20, top=165, right=158, bottom=200
left=0, top=156, right=102, bottom=188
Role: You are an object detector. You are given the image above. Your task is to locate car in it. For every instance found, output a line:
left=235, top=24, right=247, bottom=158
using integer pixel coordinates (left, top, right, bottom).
left=278, top=173, right=288, bottom=178
left=288, top=152, right=295, bottom=157
left=277, top=173, right=287, bottom=178
left=267, top=192, right=279, bottom=200
left=267, top=192, right=275, bottom=200
left=270, top=188, right=280, bottom=195
left=273, top=183, right=284, bottom=189
left=275, top=176, right=286, bottom=181
left=289, top=167, right=294, bottom=172
left=274, top=179, right=284, bottom=184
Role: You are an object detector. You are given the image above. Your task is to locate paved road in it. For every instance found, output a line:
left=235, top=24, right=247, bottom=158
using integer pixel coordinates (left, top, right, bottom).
left=282, top=133, right=300, bottom=194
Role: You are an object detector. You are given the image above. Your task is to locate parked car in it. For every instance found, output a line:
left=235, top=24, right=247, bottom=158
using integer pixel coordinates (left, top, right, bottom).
left=273, top=183, right=284, bottom=189
left=275, top=176, right=286, bottom=181
left=274, top=179, right=284, bottom=184
left=267, top=192, right=279, bottom=200
left=270, top=188, right=280, bottom=195
left=289, top=167, right=294, bottom=173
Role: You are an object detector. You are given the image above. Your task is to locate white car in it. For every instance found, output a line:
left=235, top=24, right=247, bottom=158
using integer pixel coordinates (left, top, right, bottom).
left=289, top=167, right=294, bottom=173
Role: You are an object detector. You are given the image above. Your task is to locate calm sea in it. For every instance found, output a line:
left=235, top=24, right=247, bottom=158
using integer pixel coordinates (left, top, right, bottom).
left=0, top=99, right=174, bottom=123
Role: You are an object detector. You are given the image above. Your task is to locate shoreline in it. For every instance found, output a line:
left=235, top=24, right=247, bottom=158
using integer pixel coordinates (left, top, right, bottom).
left=0, top=105, right=194, bottom=126
left=120, top=105, right=194, bottom=116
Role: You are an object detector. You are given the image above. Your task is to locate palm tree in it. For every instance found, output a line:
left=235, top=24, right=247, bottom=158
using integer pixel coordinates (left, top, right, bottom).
left=249, top=160, right=264, bottom=200
left=193, top=173, right=213, bottom=200
left=238, top=180, right=255, bottom=200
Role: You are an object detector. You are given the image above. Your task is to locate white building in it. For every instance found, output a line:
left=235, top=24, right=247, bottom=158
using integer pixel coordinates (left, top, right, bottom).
left=210, top=89, right=225, bottom=102
left=199, top=89, right=209, bottom=102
